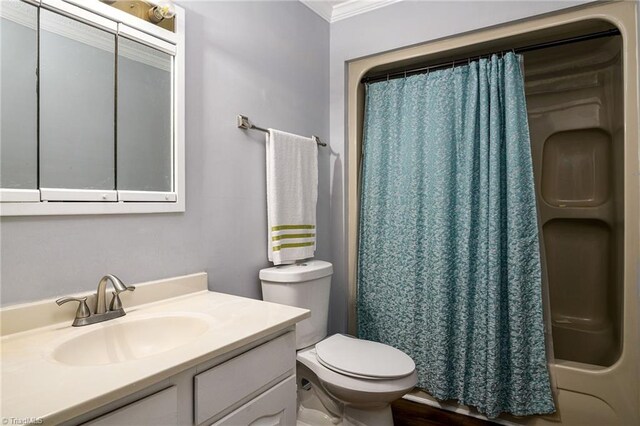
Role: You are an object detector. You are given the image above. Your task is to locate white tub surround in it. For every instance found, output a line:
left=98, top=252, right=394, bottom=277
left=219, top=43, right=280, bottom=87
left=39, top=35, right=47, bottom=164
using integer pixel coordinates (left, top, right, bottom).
left=0, top=273, right=309, bottom=425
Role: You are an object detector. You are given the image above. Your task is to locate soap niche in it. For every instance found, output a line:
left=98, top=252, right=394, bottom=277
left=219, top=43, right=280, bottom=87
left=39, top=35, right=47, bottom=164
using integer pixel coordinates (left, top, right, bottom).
left=541, top=128, right=611, bottom=208
left=543, top=218, right=618, bottom=366
left=544, top=218, right=611, bottom=325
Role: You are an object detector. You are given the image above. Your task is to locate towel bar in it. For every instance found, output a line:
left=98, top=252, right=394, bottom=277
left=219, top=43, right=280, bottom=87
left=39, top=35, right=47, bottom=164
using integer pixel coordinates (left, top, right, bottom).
left=237, top=115, right=327, bottom=147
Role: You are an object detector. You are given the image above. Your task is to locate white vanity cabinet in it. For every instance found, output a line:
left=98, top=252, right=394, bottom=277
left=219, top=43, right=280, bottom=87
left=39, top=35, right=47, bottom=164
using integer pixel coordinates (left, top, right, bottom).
left=0, top=275, right=310, bottom=425
left=71, top=330, right=297, bottom=426
left=194, top=332, right=296, bottom=424
left=81, top=387, right=179, bottom=426
left=213, top=376, right=296, bottom=426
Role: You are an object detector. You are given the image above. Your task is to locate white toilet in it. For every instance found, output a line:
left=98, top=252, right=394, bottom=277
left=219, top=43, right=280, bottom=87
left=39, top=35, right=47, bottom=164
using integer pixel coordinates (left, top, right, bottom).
left=260, top=260, right=417, bottom=426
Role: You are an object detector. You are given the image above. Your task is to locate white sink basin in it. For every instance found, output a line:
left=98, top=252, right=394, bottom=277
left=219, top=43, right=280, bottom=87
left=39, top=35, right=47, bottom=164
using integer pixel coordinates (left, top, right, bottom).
left=51, top=314, right=210, bottom=366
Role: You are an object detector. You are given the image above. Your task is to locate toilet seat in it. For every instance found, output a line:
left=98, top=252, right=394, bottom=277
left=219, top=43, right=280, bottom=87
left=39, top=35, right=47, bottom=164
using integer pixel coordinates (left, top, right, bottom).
left=314, top=334, right=415, bottom=380
left=297, top=346, right=417, bottom=396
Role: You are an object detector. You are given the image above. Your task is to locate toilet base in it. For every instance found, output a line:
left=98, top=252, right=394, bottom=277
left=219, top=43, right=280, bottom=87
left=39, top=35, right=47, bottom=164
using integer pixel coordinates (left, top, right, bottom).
left=297, top=382, right=394, bottom=426
left=296, top=345, right=415, bottom=426
left=297, top=375, right=341, bottom=425
left=343, top=405, right=393, bottom=426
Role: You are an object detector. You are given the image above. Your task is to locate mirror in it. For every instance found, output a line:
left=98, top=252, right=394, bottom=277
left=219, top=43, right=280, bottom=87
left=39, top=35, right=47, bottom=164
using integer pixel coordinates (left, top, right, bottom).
left=117, top=37, right=173, bottom=192
left=39, top=9, right=115, bottom=190
left=0, top=0, right=38, bottom=189
left=0, top=0, right=182, bottom=213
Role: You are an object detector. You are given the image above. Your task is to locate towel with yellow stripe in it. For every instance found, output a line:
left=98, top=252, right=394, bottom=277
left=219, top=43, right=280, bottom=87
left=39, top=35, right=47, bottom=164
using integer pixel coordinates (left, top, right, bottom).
left=266, top=129, right=318, bottom=265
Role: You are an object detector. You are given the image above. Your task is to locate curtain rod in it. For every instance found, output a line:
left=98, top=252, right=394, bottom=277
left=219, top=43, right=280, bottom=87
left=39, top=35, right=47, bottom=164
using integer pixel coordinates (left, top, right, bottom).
left=236, top=115, right=327, bottom=147
left=362, top=28, right=621, bottom=84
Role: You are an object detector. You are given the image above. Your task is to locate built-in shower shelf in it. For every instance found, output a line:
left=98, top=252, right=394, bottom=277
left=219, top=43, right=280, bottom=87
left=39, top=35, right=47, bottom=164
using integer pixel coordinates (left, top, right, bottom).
left=552, top=316, right=613, bottom=331
left=541, top=205, right=615, bottom=222
left=541, top=128, right=611, bottom=208
left=552, top=321, right=617, bottom=366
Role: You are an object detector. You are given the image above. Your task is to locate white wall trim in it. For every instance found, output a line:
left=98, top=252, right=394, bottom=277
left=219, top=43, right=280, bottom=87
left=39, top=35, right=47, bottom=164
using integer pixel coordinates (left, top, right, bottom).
left=299, top=0, right=333, bottom=22
left=332, top=0, right=402, bottom=22
left=300, top=0, right=402, bottom=23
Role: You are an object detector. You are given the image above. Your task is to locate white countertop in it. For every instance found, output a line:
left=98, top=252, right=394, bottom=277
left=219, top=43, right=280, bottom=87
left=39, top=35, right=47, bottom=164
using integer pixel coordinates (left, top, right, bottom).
left=0, top=273, right=309, bottom=425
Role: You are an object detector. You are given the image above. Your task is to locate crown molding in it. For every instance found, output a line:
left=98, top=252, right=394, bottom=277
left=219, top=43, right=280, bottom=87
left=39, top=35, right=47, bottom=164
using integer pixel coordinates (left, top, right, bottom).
left=300, top=1, right=334, bottom=22
left=332, top=0, right=402, bottom=22
left=301, top=0, right=403, bottom=23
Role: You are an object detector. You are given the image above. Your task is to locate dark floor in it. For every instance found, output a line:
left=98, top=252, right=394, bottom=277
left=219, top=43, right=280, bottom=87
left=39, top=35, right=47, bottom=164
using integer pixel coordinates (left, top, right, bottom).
left=391, top=398, right=495, bottom=426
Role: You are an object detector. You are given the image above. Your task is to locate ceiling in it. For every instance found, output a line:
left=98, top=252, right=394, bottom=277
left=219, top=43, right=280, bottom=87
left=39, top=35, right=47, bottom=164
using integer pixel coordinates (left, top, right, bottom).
left=300, top=0, right=402, bottom=23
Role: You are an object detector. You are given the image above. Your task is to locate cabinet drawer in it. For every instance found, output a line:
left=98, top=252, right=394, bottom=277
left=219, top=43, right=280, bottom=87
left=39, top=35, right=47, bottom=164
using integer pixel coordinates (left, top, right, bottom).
left=212, top=376, right=296, bottom=426
left=194, top=331, right=295, bottom=424
left=82, top=386, right=177, bottom=426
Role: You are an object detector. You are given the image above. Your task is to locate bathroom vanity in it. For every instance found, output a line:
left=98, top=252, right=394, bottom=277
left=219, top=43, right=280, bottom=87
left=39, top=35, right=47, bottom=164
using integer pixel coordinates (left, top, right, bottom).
left=0, top=273, right=309, bottom=425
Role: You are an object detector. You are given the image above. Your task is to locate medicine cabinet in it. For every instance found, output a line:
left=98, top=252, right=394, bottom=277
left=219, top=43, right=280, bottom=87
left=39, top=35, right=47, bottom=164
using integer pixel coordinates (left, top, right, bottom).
left=0, top=0, right=185, bottom=215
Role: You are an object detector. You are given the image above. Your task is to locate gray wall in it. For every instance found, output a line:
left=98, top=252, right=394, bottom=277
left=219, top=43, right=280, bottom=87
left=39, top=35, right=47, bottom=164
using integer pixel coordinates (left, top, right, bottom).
left=325, top=0, right=594, bottom=334
left=0, top=1, right=330, bottom=305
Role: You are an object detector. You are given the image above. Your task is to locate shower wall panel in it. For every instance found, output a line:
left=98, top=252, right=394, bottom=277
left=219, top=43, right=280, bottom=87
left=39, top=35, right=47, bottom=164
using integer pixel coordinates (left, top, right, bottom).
left=524, top=37, right=623, bottom=367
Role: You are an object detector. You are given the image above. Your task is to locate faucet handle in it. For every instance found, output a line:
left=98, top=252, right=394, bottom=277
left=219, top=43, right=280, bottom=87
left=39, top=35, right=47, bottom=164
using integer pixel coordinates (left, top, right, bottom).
left=109, top=286, right=134, bottom=311
left=56, top=296, right=91, bottom=321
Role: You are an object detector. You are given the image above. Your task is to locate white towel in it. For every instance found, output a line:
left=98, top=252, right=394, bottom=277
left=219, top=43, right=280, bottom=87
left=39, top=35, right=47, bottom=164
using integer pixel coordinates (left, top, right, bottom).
left=266, top=129, right=318, bottom=265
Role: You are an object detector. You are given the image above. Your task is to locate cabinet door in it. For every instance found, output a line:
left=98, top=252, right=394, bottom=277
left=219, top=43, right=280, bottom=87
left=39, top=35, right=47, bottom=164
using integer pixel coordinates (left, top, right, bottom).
left=82, top=386, right=178, bottom=426
left=0, top=0, right=38, bottom=197
left=39, top=8, right=117, bottom=200
left=212, top=376, right=296, bottom=426
left=194, top=332, right=295, bottom=424
left=117, top=36, right=173, bottom=194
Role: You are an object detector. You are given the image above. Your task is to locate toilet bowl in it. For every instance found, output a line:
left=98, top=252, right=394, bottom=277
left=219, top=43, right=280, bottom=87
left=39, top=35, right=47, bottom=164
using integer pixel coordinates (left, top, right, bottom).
left=260, top=261, right=417, bottom=425
left=298, top=335, right=417, bottom=425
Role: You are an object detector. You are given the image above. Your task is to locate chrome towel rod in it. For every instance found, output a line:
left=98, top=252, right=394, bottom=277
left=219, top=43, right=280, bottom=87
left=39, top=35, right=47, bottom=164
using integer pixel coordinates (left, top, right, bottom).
left=237, top=115, right=327, bottom=147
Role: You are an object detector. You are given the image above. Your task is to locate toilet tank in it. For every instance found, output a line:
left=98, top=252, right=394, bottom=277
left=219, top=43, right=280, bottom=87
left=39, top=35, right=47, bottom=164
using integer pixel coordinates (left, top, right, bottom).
left=260, top=260, right=333, bottom=349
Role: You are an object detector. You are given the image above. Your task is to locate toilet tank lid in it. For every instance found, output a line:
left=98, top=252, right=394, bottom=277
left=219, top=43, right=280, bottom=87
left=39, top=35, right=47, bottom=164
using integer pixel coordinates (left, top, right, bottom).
left=259, top=260, right=333, bottom=282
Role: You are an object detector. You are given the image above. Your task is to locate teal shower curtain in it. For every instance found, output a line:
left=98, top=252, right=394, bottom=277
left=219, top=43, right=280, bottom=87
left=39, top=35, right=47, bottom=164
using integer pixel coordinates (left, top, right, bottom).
left=357, top=53, right=555, bottom=418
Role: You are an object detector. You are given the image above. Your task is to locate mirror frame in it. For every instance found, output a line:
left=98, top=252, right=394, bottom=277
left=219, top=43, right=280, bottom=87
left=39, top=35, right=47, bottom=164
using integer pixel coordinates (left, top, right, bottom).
left=0, top=0, right=185, bottom=215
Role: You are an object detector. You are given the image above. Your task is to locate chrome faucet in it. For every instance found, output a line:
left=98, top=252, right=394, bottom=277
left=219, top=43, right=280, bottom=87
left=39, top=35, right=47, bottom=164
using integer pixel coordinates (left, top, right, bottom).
left=95, top=274, right=135, bottom=314
left=56, top=274, right=135, bottom=327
